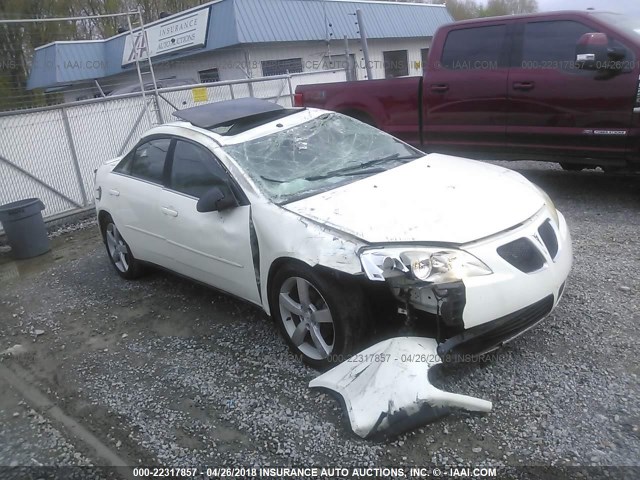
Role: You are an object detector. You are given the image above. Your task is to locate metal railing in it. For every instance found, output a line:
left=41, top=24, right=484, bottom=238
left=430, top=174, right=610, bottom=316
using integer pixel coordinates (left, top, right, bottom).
left=0, top=69, right=347, bottom=224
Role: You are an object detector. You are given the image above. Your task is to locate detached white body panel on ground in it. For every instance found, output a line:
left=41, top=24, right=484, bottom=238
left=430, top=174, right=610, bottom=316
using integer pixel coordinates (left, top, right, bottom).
left=309, top=337, right=492, bottom=439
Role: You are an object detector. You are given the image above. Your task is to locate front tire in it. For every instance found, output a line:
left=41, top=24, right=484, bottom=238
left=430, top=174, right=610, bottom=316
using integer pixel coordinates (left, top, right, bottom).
left=269, top=263, right=365, bottom=370
left=101, top=215, right=144, bottom=279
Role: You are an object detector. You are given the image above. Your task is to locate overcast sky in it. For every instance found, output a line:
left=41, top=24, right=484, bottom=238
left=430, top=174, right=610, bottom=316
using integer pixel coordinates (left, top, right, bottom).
left=535, top=0, right=640, bottom=15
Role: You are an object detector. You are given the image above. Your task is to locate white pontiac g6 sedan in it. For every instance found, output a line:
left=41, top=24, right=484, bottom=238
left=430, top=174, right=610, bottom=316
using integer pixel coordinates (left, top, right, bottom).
left=94, top=98, right=572, bottom=368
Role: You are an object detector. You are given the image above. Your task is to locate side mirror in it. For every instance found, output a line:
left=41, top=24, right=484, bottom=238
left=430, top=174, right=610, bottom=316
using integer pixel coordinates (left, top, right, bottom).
left=575, top=32, right=625, bottom=71
left=196, top=186, right=238, bottom=213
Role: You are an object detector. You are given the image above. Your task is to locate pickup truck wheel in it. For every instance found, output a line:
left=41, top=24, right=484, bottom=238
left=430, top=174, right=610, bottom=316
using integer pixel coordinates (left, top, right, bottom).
left=269, top=263, right=364, bottom=370
left=559, top=162, right=586, bottom=171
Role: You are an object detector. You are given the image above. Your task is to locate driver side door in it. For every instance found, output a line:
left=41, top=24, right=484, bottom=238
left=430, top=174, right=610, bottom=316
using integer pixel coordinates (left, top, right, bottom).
left=158, top=138, right=261, bottom=305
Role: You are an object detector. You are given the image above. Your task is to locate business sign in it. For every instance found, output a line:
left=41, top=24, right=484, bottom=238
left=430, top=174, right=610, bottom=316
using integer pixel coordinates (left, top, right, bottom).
left=122, top=8, right=209, bottom=66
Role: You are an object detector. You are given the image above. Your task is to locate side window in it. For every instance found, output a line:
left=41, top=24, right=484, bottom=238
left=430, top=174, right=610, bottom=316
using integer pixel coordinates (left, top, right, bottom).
left=128, top=138, right=171, bottom=184
left=113, top=151, right=134, bottom=174
left=441, top=25, right=507, bottom=70
left=521, top=21, right=593, bottom=70
left=170, top=141, right=229, bottom=198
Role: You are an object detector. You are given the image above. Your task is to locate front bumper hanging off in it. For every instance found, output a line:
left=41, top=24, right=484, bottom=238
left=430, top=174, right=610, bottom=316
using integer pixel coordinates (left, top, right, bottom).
left=309, top=337, right=492, bottom=439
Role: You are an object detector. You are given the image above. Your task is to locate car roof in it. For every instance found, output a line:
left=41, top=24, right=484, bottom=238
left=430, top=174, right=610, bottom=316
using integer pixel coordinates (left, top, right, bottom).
left=148, top=106, right=326, bottom=147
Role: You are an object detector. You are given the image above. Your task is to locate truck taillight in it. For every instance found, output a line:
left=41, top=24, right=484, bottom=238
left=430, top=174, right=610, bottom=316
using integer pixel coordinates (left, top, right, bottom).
left=293, top=93, right=304, bottom=107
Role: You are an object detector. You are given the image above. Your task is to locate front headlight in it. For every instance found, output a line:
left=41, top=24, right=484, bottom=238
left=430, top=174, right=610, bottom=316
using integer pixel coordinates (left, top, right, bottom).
left=535, top=185, right=559, bottom=226
left=360, top=247, right=492, bottom=283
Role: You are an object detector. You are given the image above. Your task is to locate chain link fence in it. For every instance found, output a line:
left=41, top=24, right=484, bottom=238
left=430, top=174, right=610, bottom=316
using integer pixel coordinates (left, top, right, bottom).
left=0, top=68, right=347, bottom=225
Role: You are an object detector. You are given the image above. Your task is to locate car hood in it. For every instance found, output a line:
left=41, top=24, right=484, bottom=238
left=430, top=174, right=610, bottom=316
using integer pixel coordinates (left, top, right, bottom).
left=283, top=154, right=544, bottom=244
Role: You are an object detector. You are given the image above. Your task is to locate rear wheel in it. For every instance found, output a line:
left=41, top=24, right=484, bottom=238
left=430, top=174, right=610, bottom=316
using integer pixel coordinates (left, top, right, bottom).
left=101, top=215, right=144, bottom=279
left=269, top=263, right=365, bottom=369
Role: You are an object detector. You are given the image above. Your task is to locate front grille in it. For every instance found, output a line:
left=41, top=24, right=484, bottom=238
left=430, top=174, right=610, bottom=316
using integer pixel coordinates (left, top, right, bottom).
left=497, top=237, right=545, bottom=273
left=538, top=220, right=558, bottom=259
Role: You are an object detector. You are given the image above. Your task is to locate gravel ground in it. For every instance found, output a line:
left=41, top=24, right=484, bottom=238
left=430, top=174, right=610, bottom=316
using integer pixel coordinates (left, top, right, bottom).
left=0, top=161, right=638, bottom=478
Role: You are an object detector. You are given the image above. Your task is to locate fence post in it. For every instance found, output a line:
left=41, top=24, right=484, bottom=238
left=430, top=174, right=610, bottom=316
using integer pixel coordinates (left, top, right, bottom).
left=229, top=84, right=235, bottom=99
left=154, top=93, right=165, bottom=124
left=61, top=107, right=89, bottom=207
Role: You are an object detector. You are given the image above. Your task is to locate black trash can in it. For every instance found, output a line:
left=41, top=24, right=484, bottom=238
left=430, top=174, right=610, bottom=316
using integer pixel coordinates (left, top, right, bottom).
left=0, top=198, right=50, bottom=260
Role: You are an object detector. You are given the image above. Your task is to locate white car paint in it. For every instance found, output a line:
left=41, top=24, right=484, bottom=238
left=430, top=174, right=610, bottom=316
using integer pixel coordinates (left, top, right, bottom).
left=95, top=106, right=572, bottom=361
left=309, top=336, right=492, bottom=439
left=285, top=154, right=545, bottom=244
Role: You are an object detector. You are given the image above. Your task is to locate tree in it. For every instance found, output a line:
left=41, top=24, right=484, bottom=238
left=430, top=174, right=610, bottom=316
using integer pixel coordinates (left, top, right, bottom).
left=437, top=0, right=538, bottom=20
left=484, top=0, right=538, bottom=16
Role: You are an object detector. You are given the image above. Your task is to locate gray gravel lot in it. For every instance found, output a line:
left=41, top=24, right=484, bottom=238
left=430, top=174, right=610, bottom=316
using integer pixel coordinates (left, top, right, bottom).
left=0, top=161, right=638, bottom=478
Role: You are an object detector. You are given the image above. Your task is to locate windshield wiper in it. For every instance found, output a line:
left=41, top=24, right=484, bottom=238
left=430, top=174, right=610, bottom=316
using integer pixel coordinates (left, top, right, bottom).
left=261, top=153, right=422, bottom=184
left=259, top=175, right=286, bottom=183
left=305, top=167, right=388, bottom=181
left=305, top=153, right=421, bottom=181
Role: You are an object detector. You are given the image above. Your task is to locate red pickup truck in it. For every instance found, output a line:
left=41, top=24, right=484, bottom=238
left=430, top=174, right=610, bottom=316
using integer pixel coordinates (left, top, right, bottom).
left=295, top=11, right=640, bottom=172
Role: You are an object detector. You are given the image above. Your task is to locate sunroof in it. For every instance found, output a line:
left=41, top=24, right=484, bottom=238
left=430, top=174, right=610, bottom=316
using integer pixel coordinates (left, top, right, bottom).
left=172, top=98, right=290, bottom=129
left=210, top=109, right=300, bottom=136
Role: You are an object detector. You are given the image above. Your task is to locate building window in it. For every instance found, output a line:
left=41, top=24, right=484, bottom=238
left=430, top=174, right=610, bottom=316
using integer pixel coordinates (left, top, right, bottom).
left=199, top=68, right=220, bottom=83
left=421, top=48, right=430, bottom=72
left=383, top=50, right=409, bottom=78
left=261, top=58, right=303, bottom=77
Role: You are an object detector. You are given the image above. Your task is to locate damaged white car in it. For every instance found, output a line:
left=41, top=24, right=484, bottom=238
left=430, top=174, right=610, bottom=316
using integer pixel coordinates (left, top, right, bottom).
left=94, top=98, right=572, bottom=369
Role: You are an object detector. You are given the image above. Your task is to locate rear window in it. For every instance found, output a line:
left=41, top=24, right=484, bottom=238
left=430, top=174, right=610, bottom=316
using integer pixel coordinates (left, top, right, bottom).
left=440, top=25, right=507, bottom=70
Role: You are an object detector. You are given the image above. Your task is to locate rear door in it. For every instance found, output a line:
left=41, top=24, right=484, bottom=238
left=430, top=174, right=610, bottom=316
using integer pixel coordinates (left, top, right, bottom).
left=158, top=138, right=261, bottom=304
left=423, top=21, right=511, bottom=154
left=109, top=137, right=171, bottom=266
left=506, top=18, right=638, bottom=161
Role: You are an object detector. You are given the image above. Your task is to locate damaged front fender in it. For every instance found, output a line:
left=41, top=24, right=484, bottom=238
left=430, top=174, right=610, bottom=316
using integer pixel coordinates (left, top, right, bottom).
left=309, top=337, right=492, bottom=439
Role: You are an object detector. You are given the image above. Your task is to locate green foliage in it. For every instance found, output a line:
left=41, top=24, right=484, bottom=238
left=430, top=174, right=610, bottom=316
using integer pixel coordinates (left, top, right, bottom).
left=438, top=0, right=538, bottom=21
left=0, top=0, right=206, bottom=111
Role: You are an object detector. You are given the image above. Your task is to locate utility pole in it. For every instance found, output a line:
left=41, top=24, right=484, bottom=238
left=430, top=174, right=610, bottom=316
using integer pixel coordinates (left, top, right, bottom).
left=356, top=9, right=373, bottom=80
left=343, top=35, right=353, bottom=81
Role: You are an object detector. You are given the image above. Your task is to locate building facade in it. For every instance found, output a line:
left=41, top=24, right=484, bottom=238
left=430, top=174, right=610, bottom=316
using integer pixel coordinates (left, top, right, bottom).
left=27, top=0, right=453, bottom=102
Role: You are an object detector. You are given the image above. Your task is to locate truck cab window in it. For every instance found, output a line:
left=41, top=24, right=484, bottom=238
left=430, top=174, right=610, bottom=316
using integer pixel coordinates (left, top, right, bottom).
left=521, top=21, right=593, bottom=70
left=440, top=25, right=507, bottom=70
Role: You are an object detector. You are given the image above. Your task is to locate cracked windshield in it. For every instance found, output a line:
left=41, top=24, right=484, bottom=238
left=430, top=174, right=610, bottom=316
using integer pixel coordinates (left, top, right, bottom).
left=223, top=113, right=422, bottom=203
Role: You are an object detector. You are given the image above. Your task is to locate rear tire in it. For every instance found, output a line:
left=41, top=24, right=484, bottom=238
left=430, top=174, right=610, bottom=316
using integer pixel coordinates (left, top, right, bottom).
left=269, top=263, right=365, bottom=370
left=100, top=214, right=144, bottom=279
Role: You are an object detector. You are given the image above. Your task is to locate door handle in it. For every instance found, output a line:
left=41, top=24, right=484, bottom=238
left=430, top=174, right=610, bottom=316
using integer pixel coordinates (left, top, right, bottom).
left=108, top=189, right=120, bottom=196
left=430, top=84, right=449, bottom=93
left=161, top=206, right=178, bottom=217
left=513, top=81, right=535, bottom=91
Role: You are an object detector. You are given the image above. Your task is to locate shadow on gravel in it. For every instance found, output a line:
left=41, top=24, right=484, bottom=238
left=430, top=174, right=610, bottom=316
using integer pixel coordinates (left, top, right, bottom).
left=511, top=168, right=640, bottom=208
